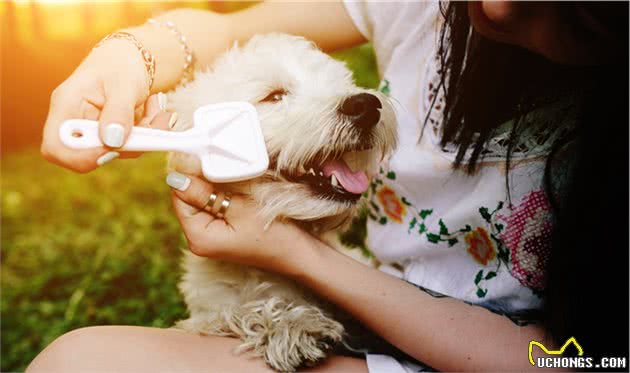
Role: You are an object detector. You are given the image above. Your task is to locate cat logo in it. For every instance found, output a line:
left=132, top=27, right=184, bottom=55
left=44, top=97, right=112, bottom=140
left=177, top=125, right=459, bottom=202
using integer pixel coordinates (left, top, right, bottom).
left=529, top=337, right=584, bottom=366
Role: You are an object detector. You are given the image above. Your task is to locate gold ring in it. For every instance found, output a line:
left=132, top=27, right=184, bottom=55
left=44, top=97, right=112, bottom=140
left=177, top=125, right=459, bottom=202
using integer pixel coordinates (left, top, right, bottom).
left=204, top=192, right=218, bottom=213
left=214, top=194, right=231, bottom=219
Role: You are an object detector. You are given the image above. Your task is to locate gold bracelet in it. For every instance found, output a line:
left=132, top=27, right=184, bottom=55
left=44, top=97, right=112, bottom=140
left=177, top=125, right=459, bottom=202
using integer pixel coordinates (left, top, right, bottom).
left=146, top=18, right=195, bottom=84
left=94, top=31, right=156, bottom=95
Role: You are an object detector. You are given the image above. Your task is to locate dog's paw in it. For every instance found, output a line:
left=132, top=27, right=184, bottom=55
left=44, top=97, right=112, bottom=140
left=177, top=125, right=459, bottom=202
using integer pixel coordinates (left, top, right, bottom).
left=238, top=302, right=344, bottom=372
left=229, top=297, right=344, bottom=372
left=234, top=299, right=344, bottom=372
left=175, top=299, right=344, bottom=372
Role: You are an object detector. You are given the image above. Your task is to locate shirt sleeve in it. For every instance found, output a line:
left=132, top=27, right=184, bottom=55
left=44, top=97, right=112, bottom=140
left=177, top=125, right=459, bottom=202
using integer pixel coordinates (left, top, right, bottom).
left=342, top=1, right=374, bottom=41
left=342, top=1, right=441, bottom=77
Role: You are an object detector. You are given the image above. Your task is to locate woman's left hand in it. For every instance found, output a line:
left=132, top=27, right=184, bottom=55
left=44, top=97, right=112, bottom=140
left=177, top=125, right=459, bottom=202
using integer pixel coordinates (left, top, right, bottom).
left=167, top=172, right=316, bottom=275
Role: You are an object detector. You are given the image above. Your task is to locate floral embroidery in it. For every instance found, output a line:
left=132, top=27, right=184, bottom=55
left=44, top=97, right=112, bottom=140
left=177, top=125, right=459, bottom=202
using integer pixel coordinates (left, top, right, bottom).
left=465, top=227, right=496, bottom=265
left=370, top=170, right=470, bottom=247
left=365, top=166, right=550, bottom=299
left=498, top=190, right=552, bottom=292
left=376, top=186, right=406, bottom=223
left=468, top=202, right=514, bottom=298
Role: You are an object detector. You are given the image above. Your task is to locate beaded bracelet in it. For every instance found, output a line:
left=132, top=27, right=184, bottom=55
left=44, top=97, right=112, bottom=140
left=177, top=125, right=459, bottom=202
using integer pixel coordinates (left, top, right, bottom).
left=146, top=18, right=196, bottom=84
left=94, top=31, right=156, bottom=95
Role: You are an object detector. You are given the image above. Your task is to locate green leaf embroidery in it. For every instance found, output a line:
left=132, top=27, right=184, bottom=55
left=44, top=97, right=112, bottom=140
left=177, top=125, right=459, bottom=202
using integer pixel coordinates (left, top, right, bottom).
left=476, top=288, right=488, bottom=298
left=479, top=207, right=491, bottom=222
left=386, top=171, right=396, bottom=180
left=408, top=217, right=417, bottom=233
left=497, top=248, right=510, bottom=263
left=438, top=219, right=449, bottom=235
left=426, top=233, right=440, bottom=244
left=418, top=223, right=427, bottom=234
left=447, top=238, right=458, bottom=247
left=337, top=207, right=373, bottom=259
left=379, top=216, right=388, bottom=225
left=495, top=223, right=504, bottom=232
left=419, top=209, right=433, bottom=219
left=378, top=79, right=391, bottom=95
left=401, top=197, right=412, bottom=206
left=474, top=270, right=484, bottom=285
left=490, top=233, right=502, bottom=246
left=485, top=271, right=497, bottom=280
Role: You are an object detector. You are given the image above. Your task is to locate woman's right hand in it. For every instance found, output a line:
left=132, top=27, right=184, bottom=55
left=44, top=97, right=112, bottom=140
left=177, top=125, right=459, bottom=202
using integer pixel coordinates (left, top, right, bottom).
left=41, top=38, right=171, bottom=172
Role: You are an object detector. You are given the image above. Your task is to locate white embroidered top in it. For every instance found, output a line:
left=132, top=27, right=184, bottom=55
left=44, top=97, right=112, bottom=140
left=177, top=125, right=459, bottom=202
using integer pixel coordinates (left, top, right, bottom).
left=341, top=2, right=574, bottom=371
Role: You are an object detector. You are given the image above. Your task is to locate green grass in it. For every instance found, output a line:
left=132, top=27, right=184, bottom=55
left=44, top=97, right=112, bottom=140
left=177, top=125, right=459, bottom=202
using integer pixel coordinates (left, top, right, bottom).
left=1, top=45, right=378, bottom=372
left=1, top=152, right=187, bottom=371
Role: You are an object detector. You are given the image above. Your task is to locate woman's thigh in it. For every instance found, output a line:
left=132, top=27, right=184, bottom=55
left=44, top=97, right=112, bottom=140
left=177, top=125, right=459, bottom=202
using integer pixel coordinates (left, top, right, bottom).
left=26, top=325, right=368, bottom=373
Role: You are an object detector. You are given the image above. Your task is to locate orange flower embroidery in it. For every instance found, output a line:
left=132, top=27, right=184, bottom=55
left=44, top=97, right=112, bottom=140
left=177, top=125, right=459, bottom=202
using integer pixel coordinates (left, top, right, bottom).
left=465, top=227, right=496, bottom=265
left=376, top=186, right=406, bottom=223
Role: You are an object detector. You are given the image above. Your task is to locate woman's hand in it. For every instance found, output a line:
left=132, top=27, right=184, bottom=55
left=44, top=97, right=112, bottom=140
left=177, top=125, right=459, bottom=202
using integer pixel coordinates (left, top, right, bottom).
left=41, top=39, right=175, bottom=172
left=40, top=2, right=363, bottom=174
left=167, top=172, right=317, bottom=275
left=166, top=175, right=553, bottom=372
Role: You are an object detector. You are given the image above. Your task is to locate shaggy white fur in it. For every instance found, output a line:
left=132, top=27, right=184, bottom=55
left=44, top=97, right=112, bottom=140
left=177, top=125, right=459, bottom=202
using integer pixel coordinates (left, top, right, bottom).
left=167, top=33, right=397, bottom=372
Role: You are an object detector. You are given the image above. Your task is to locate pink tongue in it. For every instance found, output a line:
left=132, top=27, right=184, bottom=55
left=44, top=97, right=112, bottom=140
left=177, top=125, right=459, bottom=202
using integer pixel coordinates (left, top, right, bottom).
left=322, top=159, right=369, bottom=194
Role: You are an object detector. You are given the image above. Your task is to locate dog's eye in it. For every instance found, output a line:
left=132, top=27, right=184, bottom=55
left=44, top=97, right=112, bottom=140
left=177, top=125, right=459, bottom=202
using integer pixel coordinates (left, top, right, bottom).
left=260, top=89, right=287, bottom=103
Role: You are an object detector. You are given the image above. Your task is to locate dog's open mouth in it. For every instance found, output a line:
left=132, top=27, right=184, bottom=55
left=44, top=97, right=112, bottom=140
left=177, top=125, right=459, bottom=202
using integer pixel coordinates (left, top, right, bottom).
left=281, top=149, right=373, bottom=203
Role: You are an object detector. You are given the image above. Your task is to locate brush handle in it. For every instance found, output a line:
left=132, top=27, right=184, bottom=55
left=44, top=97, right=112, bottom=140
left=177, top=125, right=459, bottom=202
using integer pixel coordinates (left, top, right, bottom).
left=59, top=120, right=202, bottom=153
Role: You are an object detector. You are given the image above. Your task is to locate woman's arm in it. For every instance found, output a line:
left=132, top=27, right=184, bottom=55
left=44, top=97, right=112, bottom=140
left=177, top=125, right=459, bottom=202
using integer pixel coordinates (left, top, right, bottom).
left=126, top=1, right=365, bottom=92
left=295, top=238, right=558, bottom=372
left=42, top=1, right=364, bottom=172
left=168, top=174, right=561, bottom=372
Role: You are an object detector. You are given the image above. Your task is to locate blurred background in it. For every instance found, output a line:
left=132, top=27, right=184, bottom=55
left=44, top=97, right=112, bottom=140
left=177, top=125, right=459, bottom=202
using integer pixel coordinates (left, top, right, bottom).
left=1, top=1, right=377, bottom=371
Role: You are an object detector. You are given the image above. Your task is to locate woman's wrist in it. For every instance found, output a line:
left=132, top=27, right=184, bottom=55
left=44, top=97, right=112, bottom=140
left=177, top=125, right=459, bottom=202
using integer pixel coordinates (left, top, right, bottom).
left=132, top=9, right=232, bottom=92
left=80, top=38, right=150, bottom=98
left=257, top=221, right=328, bottom=280
left=279, top=229, right=343, bottom=286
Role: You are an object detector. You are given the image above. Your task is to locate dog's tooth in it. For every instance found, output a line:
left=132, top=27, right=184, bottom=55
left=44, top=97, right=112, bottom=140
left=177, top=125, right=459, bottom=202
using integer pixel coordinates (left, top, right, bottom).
left=308, top=168, right=316, bottom=175
left=331, top=174, right=338, bottom=187
left=319, top=171, right=324, bottom=176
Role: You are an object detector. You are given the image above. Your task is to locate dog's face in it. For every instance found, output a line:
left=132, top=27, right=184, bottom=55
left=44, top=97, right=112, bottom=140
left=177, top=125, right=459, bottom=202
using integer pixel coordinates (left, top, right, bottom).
left=168, top=33, right=397, bottom=231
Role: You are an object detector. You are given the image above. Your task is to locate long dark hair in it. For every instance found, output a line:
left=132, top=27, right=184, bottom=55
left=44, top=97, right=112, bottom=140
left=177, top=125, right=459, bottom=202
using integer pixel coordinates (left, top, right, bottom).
left=436, top=2, right=628, bottom=364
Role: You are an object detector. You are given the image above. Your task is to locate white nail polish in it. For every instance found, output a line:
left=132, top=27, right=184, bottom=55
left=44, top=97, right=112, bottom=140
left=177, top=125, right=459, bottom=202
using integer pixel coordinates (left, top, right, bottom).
left=157, top=92, right=167, bottom=111
left=104, top=123, right=125, bottom=148
left=166, top=171, right=191, bottom=191
left=96, top=151, right=120, bottom=166
left=168, top=112, right=178, bottom=129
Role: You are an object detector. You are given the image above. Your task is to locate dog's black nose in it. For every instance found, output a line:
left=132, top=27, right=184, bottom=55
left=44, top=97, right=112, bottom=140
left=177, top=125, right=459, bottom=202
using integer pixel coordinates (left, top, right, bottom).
left=338, top=93, right=382, bottom=130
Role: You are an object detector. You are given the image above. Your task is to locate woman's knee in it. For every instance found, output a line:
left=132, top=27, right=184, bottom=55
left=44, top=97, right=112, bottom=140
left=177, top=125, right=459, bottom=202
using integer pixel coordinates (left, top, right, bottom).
left=26, top=326, right=136, bottom=372
left=26, top=326, right=368, bottom=373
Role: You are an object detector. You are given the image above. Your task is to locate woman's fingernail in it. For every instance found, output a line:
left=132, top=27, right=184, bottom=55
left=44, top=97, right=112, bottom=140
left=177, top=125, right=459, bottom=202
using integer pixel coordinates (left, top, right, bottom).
left=166, top=171, right=191, bottom=191
left=157, top=92, right=168, bottom=111
left=96, top=151, right=120, bottom=166
left=104, top=123, right=125, bottom=148
left=168, top=112, right=178, bottom=129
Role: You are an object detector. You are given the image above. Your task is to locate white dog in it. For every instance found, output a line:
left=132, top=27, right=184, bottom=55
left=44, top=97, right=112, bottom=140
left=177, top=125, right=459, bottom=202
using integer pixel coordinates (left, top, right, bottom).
left=167, top=33, right=397, bottom=372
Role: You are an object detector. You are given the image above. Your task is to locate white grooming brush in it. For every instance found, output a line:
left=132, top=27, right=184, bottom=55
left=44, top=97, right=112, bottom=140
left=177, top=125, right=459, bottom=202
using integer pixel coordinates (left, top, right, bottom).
left=59, top=102, right=269, bottom=182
